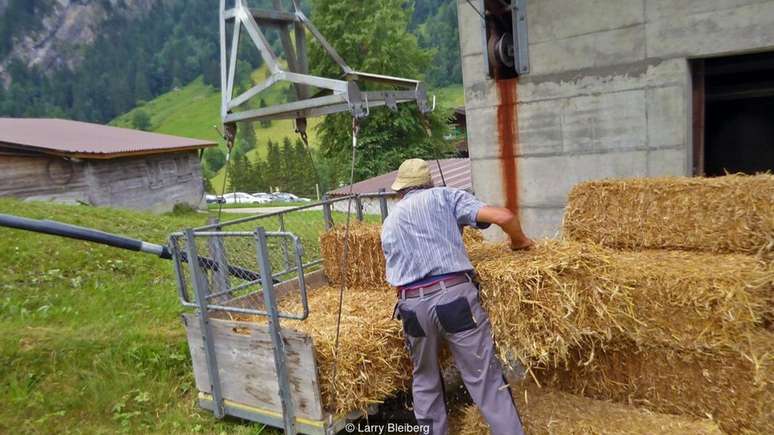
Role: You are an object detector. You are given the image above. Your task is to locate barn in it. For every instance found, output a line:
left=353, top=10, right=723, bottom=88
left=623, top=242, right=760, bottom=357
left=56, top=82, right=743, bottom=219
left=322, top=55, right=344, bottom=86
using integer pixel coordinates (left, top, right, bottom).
left=0, top=118, right=216, bottom=212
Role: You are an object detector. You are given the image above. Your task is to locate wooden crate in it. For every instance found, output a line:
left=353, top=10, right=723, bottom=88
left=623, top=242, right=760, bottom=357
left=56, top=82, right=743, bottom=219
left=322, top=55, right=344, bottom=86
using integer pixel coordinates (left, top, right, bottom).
left=183, top=270, right=358, bottom=434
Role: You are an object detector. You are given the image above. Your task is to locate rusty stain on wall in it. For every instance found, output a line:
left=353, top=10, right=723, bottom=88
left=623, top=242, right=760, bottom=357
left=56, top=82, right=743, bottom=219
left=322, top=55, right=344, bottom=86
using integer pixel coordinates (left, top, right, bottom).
left=495, top=77, right=519, bottom=213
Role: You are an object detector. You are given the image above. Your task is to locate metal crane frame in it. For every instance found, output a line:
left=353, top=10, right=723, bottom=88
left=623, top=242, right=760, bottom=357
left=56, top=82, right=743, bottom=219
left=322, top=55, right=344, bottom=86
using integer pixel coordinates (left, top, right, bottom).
left=219, top=0, right=434, bottom=127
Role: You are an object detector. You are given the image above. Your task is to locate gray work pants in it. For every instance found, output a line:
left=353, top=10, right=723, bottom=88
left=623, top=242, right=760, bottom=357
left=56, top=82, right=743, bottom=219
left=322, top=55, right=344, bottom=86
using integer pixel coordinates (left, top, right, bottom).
left=397, top=279, right=524, bottom=435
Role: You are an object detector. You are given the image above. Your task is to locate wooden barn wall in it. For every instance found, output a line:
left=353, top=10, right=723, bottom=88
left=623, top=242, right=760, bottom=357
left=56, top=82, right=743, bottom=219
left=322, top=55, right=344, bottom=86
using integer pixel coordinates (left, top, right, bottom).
left=0, top=151, right=205, bottom=212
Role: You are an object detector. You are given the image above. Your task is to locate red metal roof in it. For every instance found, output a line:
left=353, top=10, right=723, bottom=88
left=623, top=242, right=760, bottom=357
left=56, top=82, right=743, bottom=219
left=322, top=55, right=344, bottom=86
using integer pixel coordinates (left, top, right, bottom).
left=329, top=158, right=472, bottom=196
left=0, top=118, right=216, bottom=159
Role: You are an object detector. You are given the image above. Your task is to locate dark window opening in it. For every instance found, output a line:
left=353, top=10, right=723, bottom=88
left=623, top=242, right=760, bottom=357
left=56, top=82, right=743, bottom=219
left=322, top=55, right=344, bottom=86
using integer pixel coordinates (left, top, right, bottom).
left=692, top=52, right=774, bottom=176
left=484, top=0, right=518, bottom=80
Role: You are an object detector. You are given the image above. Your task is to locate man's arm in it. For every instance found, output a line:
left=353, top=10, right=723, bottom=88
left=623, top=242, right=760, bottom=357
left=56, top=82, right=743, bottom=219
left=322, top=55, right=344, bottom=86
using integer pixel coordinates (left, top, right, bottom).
left=476, top=206, right=534, bottom=250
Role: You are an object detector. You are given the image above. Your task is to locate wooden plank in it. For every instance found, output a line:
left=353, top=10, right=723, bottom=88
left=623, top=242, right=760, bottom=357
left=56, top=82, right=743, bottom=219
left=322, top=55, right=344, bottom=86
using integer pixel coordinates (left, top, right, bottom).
left=183, top=313, right=324, bottom=420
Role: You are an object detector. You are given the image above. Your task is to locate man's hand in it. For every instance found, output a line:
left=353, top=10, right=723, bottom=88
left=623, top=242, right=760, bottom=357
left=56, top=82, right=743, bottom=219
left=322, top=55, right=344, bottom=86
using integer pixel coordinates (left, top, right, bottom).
left=510, top=238, right=534, bottom=251
left=476, top=206, right=533, bottom=250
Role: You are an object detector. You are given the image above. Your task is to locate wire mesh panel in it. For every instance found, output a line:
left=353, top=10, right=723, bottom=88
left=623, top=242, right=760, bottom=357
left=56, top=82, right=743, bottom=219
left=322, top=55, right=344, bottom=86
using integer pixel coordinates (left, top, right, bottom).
left=169, top=229, right=309, bottom=320
left=175, top=194, right=393, bottom=310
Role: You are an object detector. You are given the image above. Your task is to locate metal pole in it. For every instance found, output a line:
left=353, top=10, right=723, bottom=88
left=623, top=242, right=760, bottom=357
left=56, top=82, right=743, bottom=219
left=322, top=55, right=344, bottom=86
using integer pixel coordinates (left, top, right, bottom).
left=378, top=189, right=389, bottom=222
left=322, top=194, right=333, bottom=230
left=184, top=229, right=225, bottom=419
left=354, top=195, right=364, bottom=221
left=255, top=227, right=297, bottom=435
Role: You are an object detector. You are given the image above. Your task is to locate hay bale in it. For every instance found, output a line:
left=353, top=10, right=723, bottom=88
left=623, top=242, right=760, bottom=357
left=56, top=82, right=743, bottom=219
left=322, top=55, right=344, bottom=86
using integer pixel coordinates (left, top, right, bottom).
left=469, top=241, right=772, bottom=368
left=319, top=223, right=484, bottom=288
left=563, top=174, right=774, bottom=258
left=277, top=285, right=411, bottom=414
left=534, top=334, right=773, bottom=434
left=319, top=223, right=387, bottom=288
left=454, top=381, right=723, bottom=435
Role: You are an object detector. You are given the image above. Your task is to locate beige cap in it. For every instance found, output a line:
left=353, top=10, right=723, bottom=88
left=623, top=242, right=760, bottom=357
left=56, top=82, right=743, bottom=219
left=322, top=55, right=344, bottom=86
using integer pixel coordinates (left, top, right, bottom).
left=391, top=158, right=432, bottom=191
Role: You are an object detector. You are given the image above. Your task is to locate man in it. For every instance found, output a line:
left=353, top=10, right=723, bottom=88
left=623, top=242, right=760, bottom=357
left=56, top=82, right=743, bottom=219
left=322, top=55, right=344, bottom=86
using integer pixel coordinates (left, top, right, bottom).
left=381, top=159, right=533, bottom=435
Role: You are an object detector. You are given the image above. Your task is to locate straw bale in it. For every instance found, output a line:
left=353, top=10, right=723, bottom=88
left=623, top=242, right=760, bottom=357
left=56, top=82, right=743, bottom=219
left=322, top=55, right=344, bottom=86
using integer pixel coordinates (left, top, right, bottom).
left=319, top=223, right=387, bottom=288
left=319, top=223, right=485, bottom=288
left=454, top=381, right=723, bottom=435
left=563, top=174, right=774, bottom=258
left=470, top=240, right=620, bottom=368
left=468, top=241, right=772, bottom=368
left=534, top=334, right=773, bottom=434
left=277, top=285, right=411, bottom=414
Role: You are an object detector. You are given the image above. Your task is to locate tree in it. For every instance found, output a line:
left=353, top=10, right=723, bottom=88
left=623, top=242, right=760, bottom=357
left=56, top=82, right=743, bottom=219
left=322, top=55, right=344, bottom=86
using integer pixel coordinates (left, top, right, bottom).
left=280, top=137, right=294, bottom=192
left=417, top=1, right=462, bottom=86
left=265, top=139, right=283, bottom=191
left=131, top=109, right=152, bottom=131
left=233, top=122, right=257, bottom=159
left=258, top=99, right=271, bottom=127
left=203, top=147, right=226, bottom=173
left=309, top=0, right=454, bottom=182
left=227, top=154, right=251, bottom=193
left=294, top=138, right=318, bottom=195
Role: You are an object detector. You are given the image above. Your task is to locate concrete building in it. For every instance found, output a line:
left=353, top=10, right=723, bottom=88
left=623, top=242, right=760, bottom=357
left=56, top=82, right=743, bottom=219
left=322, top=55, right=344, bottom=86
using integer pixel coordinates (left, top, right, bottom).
left=458, top=0, right=774, bottom=239
left=0, top=118, right=216, bottom=212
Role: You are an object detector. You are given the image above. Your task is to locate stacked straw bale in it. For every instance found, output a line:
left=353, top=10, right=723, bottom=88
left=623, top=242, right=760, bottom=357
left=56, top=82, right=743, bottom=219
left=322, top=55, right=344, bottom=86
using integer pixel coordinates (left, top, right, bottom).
left=277, top=285, right=411, bottom=415
left=319, top=223, right=483, bottom=287
left=453, top=381, right=723, bottom=435
left=467, top=241, right=772, bottom=368
left=563, top=174, right=774, bottom=258
left=320, top=223, right=387, bottom=288
left=533, top=334, right=773, bottom=434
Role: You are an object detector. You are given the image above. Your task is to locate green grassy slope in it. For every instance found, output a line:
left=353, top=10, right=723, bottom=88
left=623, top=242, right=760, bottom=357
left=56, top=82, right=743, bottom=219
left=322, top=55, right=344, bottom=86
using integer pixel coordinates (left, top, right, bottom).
left=0, top=198, right=381, bottom=433
left=0, top=199, right=273, bottom=434
left=111, top=67, right=464, bottom=191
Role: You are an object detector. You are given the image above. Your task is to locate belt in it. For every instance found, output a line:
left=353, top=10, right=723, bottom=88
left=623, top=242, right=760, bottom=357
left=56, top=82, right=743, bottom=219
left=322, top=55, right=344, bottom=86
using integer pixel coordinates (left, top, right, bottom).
left=398, top=273, right=471, bottom=299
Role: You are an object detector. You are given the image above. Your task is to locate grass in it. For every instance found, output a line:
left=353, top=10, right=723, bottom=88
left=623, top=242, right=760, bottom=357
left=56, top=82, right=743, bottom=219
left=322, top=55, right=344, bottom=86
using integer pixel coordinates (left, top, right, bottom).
left=0, top=198, right=380, bottom=433
left=0, top=199, right=276, bottom=434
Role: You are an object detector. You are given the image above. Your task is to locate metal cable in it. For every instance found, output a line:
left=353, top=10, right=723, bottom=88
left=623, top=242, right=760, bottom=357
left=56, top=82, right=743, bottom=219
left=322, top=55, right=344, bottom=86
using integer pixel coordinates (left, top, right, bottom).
left=436, top=159, right=447, bottom=186
left=216, top=147, right=233, bottom=222
left=466, top=0, right=486, bottom=20
left=330, top=117, right=359, bottom=386
left=296, top=128, right=324, bottom=198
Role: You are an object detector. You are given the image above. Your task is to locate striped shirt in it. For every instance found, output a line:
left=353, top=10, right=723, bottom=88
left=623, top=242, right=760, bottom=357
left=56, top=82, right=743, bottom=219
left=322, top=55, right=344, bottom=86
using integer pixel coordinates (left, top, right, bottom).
left=381, top=187, right=486, bottom=287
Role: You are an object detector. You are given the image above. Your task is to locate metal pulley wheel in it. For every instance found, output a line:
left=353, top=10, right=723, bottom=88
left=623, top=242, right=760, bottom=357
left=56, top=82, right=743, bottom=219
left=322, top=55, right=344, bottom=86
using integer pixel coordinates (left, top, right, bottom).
left=488, top=32, right=515, bottom=69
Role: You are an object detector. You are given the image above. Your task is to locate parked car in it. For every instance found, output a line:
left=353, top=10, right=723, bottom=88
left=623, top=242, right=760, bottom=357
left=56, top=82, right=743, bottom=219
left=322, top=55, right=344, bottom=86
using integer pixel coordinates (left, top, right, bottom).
left=222, top=192, right=270, bottom=204
left=251, top=192, right=275, bottom=203
left=272, top=192, right=311, bottom=202
left=205, top=194, right=225, bottom=204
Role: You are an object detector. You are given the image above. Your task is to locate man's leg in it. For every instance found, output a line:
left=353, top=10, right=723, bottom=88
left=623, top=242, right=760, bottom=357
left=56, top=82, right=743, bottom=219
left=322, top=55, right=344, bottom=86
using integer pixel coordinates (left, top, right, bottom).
left=398, top=299, right=447, bottom=435
left=433, top=282, right=524, bottom=435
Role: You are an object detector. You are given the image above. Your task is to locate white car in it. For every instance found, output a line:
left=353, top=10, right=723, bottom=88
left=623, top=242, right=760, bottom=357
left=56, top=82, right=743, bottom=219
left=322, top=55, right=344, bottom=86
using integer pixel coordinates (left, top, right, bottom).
left=273, top=192, right=312, bottom=202
left=222, top=192, right=270, bottom=204
left=251, top=192, right=275, bottom=202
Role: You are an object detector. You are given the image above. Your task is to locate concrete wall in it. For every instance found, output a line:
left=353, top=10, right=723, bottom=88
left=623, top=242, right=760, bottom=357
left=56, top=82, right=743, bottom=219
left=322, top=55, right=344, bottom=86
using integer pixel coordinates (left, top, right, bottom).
left=458, top=0, right=774, bottom=239
left=0, top=150, right=206, bottom=213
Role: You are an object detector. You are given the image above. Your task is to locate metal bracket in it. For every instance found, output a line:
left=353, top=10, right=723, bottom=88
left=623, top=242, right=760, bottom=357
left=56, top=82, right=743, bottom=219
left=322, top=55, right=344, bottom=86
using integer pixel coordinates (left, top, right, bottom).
left=219, top=0, right=434, bottom=126
left=512, top=0, right=530, bottom=75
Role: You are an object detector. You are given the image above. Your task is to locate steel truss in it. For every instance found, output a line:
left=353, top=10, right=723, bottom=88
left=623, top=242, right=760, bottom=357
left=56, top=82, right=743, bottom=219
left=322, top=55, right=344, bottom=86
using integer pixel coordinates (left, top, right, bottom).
left=219, top=0, right=434, bottom=130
